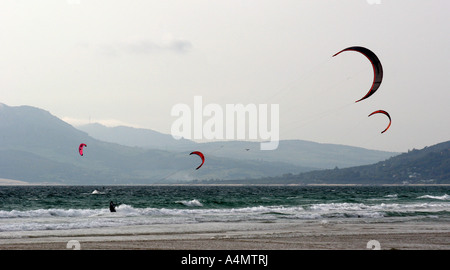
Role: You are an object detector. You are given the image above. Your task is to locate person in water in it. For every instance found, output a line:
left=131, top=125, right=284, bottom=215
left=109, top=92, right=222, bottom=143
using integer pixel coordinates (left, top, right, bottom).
left=109, top=201, right=116, bottom=212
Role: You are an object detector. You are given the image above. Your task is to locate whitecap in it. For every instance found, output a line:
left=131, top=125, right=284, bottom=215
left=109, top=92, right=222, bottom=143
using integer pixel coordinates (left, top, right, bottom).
left=0, top=208, right=101, bottom=219
left=417, top=194, right=450, bottom=200
left=176, top=199, right=203, bottom=207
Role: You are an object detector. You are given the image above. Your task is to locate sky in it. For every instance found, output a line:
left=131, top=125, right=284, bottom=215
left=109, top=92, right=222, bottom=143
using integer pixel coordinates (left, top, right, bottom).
left=0, top=0, right=449, bottom=153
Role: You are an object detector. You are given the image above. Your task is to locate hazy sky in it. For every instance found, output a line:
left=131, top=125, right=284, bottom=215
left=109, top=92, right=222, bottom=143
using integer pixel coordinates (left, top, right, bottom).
left=1, top=0, right=448, bottom=152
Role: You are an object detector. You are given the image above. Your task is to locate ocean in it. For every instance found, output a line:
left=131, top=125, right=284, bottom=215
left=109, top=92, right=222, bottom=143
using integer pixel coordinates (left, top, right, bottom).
left=0, top=185, right=449, bottom=234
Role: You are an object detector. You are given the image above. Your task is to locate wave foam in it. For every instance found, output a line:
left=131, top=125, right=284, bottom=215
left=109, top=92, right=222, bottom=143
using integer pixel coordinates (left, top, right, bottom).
left=418, top=194, right=450, bottom=200
left=1, top=200, right=449, bottom=233
left=176, top=199, right=203, bottom=207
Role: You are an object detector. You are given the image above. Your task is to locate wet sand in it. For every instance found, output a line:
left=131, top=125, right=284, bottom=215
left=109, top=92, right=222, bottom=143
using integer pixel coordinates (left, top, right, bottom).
left=1, top=219, right=448, bottom=250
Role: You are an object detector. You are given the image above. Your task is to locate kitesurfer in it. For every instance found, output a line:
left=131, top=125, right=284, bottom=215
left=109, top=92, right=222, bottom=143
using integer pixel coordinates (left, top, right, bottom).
left=109, top=201, right=116, bottom=212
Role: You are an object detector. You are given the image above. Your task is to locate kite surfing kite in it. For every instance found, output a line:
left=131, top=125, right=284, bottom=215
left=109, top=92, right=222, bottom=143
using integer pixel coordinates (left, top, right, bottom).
left=333, top=46, right=383, bottom=103
left=368, top=110, right=391, bottom=134
left=78, top=143, right=87, bottom=156
left=189, top=151, right=205, bottom=170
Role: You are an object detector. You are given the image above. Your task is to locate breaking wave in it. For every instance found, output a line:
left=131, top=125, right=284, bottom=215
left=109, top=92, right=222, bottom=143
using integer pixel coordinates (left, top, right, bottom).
left=175, top=199, right=203, bottom=207
left=417, top=194, right=450, bottom=200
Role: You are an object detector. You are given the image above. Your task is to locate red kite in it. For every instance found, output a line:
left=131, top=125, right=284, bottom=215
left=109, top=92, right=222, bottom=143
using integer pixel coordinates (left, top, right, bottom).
left=189, top=151, right=205, bottom=170
left=368, top=110, right=391, bottom=133
left=79, top=143, right=87, bottom=156
left=333, top=46, right=383, bottom=103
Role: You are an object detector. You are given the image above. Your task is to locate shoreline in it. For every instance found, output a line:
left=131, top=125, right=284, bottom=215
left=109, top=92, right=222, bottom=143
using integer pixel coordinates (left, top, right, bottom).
left=1, top=220, right=449, bottom=250
left=1, top=180, right=449, bottom=187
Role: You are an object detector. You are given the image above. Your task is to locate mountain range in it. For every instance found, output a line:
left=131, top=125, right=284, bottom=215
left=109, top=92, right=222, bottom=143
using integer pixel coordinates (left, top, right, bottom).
left=77, top=123, right=398, bottom=170
left=210, top=141, right=450, bottom=185
left=0, top=104, right=301, bottom=184
left=0, top=103, right=410, bottom=185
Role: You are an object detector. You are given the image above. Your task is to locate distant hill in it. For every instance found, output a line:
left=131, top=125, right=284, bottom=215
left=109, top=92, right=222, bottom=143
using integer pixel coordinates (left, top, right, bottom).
left=0, top=103, right=408, bottom=185
left=77, top=123, right=195, bottom=150
left=0, top=103, right=310, bottom=184
left=211, top=140, right=450, bottom=185
left=77, top=123, right=398, bottom=170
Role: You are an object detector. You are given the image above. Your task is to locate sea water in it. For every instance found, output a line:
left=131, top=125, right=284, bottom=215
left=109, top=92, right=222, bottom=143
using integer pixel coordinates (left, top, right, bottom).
left=0, top=185, right=449, bottom=234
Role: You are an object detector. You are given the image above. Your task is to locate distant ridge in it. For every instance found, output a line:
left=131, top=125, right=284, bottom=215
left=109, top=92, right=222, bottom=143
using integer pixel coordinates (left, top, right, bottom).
left=0, top=103, right=310, bottom=184
left=0, top=103, right=404, bottom=185
left=210, top=140, right=450, bottom=185
left=77, top=123, right=195, bottom=149
left=77, top=123, right=398, bottom=170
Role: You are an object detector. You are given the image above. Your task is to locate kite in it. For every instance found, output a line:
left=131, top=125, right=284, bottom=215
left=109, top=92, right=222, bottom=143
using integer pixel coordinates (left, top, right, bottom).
left=333, top=46, right=383, bottom=103
left=189, top=151, right=205, bottom=170
left=368, top=110, right=391, bottom=134
left=79, top=143, right=87, bottom=156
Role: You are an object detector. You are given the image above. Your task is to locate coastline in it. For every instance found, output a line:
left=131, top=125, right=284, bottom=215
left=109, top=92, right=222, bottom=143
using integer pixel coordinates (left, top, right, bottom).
left=1, top=219, right=448, bottom=250
left=1, top=178, right=449, bottom=187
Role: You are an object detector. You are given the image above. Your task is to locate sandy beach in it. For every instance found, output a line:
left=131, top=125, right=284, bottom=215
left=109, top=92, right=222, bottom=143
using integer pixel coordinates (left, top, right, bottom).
left=1, top=219, right=448, bottom=250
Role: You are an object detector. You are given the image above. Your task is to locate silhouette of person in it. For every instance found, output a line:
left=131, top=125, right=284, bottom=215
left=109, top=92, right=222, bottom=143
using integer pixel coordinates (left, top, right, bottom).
left=109, top=201, right=116, bottom=212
